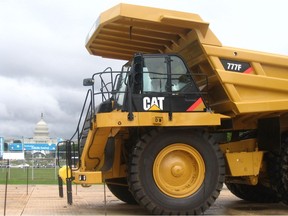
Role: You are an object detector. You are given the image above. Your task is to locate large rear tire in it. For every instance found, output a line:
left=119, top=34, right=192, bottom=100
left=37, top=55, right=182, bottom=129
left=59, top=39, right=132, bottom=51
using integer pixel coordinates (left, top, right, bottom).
left=128, top=128, right=225, bottom=215
left=268, top=132, right=288, bottom=204
left=282, top=137, right=288, bottom=202
left=225, top=182, right=280, bottom=203
left=106, top=178, right=138, bottom=205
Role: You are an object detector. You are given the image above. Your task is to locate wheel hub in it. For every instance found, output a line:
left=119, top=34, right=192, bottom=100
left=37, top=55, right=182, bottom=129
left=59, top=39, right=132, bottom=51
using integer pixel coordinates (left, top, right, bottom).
left=171, top=165, right=184, bottom=177
left=153, top=143, right=205, bottom=198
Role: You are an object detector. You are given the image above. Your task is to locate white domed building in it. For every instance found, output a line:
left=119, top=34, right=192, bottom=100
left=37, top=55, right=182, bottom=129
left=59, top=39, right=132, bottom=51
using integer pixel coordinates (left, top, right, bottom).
left=6, top=113, right=61, bottom=163
left=21, top=114, right=58, bottom=157
left=33, top=114, right=50, bottom=140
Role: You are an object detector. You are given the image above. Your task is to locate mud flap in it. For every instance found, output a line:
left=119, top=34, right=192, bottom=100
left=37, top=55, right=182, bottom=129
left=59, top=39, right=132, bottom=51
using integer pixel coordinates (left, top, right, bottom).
left=100, top=137, right=115, bottom=171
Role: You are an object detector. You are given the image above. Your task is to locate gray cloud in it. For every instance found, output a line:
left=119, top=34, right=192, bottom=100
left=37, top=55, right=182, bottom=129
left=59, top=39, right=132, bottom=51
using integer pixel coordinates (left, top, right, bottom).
left=0, top=0, right=287, bottom=140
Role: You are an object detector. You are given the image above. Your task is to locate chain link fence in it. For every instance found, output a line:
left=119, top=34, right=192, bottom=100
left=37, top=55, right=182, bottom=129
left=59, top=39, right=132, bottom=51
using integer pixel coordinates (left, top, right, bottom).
left=0, top=158, right=59, bottom=184
left=0, top=148, right=72, bottom=184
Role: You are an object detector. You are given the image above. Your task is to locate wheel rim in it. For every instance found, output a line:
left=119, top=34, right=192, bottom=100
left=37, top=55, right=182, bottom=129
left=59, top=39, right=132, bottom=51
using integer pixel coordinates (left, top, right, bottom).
left=153, top=143, right=205, bottom=198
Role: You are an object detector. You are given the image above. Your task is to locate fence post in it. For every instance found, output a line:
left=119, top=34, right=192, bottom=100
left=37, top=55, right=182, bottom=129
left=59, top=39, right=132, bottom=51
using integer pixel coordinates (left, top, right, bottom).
left=4, top=160, right=9, bottom=216
left=26, top=166, right=29, bottom=195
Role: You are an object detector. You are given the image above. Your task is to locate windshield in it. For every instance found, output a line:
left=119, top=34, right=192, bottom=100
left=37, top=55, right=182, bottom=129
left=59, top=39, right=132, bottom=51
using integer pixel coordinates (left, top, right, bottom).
left=143, top=56, right=167, bottom=92
left=143, top=55, right=189, bottom=92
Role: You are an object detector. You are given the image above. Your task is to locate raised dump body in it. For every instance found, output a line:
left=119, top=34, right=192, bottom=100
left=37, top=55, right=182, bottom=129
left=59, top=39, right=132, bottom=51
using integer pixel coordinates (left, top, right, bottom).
left=58, top=4, right=288, bottom=215
left=86, top=3, right=288, bottom=126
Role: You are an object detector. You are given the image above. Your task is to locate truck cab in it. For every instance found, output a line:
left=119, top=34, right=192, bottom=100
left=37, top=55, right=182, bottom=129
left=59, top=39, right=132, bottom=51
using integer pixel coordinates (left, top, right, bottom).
left=93, top=53, right=206, bottom=117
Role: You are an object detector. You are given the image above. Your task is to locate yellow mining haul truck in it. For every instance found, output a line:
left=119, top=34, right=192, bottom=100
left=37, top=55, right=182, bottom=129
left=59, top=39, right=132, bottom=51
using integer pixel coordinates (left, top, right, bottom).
left=57, top=4, right=288, bottom=215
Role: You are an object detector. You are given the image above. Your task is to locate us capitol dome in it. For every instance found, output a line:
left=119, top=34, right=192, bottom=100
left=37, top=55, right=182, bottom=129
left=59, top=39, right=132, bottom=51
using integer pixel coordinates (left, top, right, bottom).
left=33, top=113, right=50, bottom=139
left=24, top=113, right=58, bottom=146
left=8, top=113, right=60, bottom=156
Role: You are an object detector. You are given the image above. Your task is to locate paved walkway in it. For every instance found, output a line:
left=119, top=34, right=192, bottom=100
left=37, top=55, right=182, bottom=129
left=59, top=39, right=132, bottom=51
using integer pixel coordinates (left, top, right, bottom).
left=1, top=184, right=287, bottom=215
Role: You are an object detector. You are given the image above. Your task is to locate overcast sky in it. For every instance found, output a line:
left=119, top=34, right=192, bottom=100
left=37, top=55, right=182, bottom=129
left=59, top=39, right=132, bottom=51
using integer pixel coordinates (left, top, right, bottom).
left=0, top=0, right=287, bottom=139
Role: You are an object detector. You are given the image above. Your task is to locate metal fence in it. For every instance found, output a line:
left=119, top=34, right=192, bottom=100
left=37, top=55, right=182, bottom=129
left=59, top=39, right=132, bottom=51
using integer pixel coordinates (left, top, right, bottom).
left=0, top=158, right=61, bottom=184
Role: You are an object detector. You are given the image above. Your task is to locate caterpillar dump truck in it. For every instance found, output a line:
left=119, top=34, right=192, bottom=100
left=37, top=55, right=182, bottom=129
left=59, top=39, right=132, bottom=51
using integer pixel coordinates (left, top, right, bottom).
left=57, top=4, right=288, bottom=215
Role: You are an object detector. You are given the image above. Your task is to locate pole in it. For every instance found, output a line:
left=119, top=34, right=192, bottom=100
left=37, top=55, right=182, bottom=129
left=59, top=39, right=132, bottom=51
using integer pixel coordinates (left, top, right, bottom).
left=66, top=140, right=73, bottom=205
left=66, top=178, right=73, bottom=205
left=32, top=153, right=34, bottom=180
left=8, top=160, right=10, bottom=180
left=4, top=160, right=9, bottom=216
left=26, top=166, right=29, bottom=195
left=54, top=152, right=57, bottom=180
left=104, top=180, right=107, bottom=216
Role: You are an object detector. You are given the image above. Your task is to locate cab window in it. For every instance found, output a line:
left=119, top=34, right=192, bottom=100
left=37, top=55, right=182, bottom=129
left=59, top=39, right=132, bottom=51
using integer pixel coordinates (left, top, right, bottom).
left=170, top=56, right=189, bottom=92
left=143, top=56, right=167, bottom=92
left=142, top=55, right=189, bottom=93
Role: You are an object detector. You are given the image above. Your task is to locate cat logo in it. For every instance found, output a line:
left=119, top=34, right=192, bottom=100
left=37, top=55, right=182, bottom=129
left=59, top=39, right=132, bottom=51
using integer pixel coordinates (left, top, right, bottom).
left=143, top=97, right=164, bottom=111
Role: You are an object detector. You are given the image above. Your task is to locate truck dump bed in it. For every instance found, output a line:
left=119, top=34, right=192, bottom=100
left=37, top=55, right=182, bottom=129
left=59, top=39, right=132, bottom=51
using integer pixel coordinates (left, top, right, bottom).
left=86, top=3, right=288, bottom=119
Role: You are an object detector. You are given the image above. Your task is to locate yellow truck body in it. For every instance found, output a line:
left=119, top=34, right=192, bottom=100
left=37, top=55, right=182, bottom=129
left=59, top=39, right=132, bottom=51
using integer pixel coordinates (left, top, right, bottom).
left=58, top=4, right=288, bottom=215
left=86, top=3, right=288, bottom=121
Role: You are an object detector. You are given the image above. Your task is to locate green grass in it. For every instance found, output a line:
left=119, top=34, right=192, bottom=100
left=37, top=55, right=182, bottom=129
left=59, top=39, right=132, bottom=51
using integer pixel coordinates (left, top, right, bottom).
left=0, top=167, right=59, bottom=184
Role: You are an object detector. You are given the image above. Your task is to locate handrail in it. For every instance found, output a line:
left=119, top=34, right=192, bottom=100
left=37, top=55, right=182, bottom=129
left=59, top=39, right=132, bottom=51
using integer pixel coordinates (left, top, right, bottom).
left=69, top=89, right=93, bottom=141
left=58, top=69, right=119, bottom=169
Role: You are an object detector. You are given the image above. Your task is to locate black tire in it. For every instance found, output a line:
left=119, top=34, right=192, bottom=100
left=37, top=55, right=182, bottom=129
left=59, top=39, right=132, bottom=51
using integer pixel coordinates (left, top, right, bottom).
left=282, top=138, right=288, bottom=199
left=268, top=132, right=288, bottom=204
left=106, top=178, right=138, bottom=205
left=128, top=128, right=225, bottom=215
left=225, top=183, right=280, bottom=203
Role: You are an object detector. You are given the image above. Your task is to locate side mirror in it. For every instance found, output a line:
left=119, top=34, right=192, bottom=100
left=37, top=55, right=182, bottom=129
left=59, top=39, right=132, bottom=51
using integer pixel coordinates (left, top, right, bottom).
left=83, top=78, right=94, bottom=86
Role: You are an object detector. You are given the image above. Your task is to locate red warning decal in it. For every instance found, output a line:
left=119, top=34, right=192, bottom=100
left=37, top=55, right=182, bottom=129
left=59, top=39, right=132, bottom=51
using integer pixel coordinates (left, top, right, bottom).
left=187, top=98, right=205, bottom=112
left=243, top=67, right=253, bottom=74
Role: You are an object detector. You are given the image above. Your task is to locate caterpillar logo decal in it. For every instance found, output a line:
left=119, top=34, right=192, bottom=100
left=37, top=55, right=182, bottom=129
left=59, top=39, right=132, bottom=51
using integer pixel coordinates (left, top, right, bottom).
left=220, top=59, right=253, bottom=74
left=143, top=97, right=164, bottom=111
